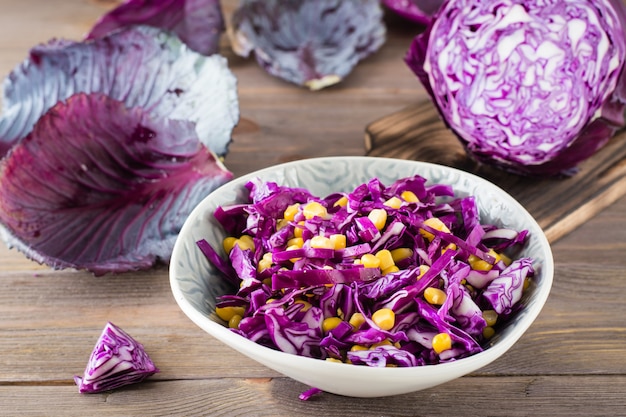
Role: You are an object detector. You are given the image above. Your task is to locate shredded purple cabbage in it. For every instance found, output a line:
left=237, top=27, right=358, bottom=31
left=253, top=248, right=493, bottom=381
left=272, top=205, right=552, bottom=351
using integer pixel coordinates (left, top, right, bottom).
left=197, top=175, right=534, bottom=369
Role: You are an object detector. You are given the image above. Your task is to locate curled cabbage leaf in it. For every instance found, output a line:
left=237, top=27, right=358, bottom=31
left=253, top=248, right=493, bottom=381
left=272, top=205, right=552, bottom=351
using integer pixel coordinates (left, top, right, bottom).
left=0, top=93, right=233, bottom=275
left=0, top=25, right=238, bottom=158
left=406, top=0, right=626, bottom=176
left=75, top=322, right=159, bottom=393
left=230, top=0, right=386, bottom=90
left=87, top=0, right=225, bottom=56
left=381, top=0, right=444, bottom=25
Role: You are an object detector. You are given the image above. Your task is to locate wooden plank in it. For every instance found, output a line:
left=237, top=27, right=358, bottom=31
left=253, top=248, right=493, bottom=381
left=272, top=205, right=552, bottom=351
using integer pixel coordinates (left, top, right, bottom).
left=365, top=102, right=626, bottom=243
left=1, top=376, right=625, bottom=417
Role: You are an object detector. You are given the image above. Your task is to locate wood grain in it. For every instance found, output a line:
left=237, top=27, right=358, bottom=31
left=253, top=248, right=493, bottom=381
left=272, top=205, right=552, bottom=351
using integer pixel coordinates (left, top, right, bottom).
left=365, top=101, right=626, bottom=243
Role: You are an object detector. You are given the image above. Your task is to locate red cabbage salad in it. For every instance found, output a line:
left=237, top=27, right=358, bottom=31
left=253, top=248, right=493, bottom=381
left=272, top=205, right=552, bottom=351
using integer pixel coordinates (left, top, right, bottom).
left=197, top=175, right=533, bottom=366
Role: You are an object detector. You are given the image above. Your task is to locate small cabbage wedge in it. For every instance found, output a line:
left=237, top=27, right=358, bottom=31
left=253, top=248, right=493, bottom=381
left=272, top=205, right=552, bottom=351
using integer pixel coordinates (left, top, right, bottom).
left=0, top=25, right=238, bottom=157
left=87, top=0, right=225, bottom=56
left=0, top=93, right=233, bottom=275
left=75, top=322, right=159, bottom=393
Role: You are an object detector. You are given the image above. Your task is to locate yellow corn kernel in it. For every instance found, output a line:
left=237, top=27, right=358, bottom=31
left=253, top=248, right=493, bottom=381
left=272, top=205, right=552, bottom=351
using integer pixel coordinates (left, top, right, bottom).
left=286, top=244, right=302, bottom=262
left=500, top=252, right=512, bottom=266
left=276, top=218, right=289, bottom=230
left=350, top=344, right=369, bottom=352
left=326, top=357, right=343, bottom=363
left=482, top=326, right=496, bottom=339
left=283, top=203, right=300, bottom=221
left=329, top=234, right=347, bottom=250
left=287, top=237, right=304, bottom=248
left=257, top=252, right=274, bottom=272
left=401, top=190, right=420, bottom=203
left=228, top=314, right=242, bottom=329
left=424, top=287, right=447, bottom=305
left=382, top=265, right=400, bottom=276
left=293, top=221, right=305, bottom=238
left=375, top=249, right=395, bottom=271
left=390, top=247, right=413, bottom=263
left=524, top=277, right=531, bottom=291
left=293, top=299, right=312, bottom=312
left=334, top=196, right=348, bottom=207
left=442, top=242, right=458, bottom=254
left=348, top=312, right=366, bottom=330
left=310, top=235, right=334, bottom=249
left=237, top=234, right=255, bottom=251
left=222, top=236, right=238, bottom=254
left=432, top=332, right=452, bottom=354
left=417, top=264, right=430, bottom=280
left=360, top=253, right=381, bottom=269
left=482, top=310, right=498, bottom=327
left=368, top=208, right=388, bottom=231
left=303, top=201, right=327, bottom=220
left=322, top=317, right=343, bottom=333
left=384, top=196, right=403, bottom=209
left=372, top=308, right=395, bottom=331
left=419, top=217, right=450, bottom=241
left=215, top=306, right=245, bottom=322
left=262, top=277, right=272, bottom=287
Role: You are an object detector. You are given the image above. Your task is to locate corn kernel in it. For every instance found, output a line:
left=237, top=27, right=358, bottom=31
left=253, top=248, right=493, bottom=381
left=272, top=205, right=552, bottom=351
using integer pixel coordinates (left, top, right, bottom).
left=257, top=252, right=274, bottom=272
left=276, top=218, right=289, bottom=231
left=329, top=234, right=347, bottom=250
left=524, top=277, right=531, bottom=291
left=417, top=264, right=430, bottom=280
left=222, top=236, right=238, bottom=254
left=360, top=253, right=381, bottom=269
left=432, top=332, right=452, bottom=354
left=482, top=310, right=498, bottom=327
left=287, top=237, right=304, bottom=248
left=228, top=314, right=242, bottom=329
left=322, top=317, right=343, bottom=333
left=286, top=244, right=302, bottom=262
left=283, top=203, right=300, bottom=221
left=372, top=339, right=392, bottom=348
left=293, top=221, right=305, bottom=238
left=482, top=326, right=496, bottom=339
left=310, top=235, right=334, bottom=249
left=215, top=306, right=245, bottom=322
left=294, top=299, right=312, bottom=312
left=348, top=312, right=366, bottom=330
left=375, top=249, right=395, bottom=271
left=400, top=190, right=420, bottom=203
left=384, top=196, right=402, bottom=209
left=350, top=345, right=369, bottom=352
left=333, top=196, right=348, bottom=207
left=372, top=308, right=395, bottom=331
left=500, top=252, right=512, bottom=266
left=419, top=217, right=450, bottom=241
left=382, top=265, right=400, bottom=275
left=303, top=201, right=327, bottom=220
left=390, top=247, right=413, bottom=263
left=424, top=287, right=447, bottom=305
left=262, top=277, right=272, bottom=286
left=368, top=208, right=388, bottom=231
left=237, top=235, right=255, bottom=251
left=326, top=357, right=343, bottom=363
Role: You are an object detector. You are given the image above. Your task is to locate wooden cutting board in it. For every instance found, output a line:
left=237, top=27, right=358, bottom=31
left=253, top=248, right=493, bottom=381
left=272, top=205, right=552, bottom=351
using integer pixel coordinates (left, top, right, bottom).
left=365, top=101, right=626, bottom=243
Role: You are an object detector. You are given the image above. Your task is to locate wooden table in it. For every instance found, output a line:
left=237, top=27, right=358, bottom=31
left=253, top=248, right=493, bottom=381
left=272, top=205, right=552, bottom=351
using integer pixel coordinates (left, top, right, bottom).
left=1, top=1, right=625, bottom=416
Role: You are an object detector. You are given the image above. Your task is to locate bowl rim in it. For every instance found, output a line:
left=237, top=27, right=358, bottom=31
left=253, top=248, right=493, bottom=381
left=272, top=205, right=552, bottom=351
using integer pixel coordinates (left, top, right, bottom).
left=169, top=156, right=554, bottom=378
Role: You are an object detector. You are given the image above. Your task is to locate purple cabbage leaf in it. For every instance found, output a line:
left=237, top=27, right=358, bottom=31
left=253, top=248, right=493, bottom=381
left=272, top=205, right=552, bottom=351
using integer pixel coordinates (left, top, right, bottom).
left=230, top=0, right=386, bottom=90
left=86, top=0, right=225, bottom=56
left=0, top=25, right=238, bottom=158
left=381, top=0, right=444, bottom=25
left=75, top=322, right=159, bottom=394
left=0, top=93, right=233, bottom=275
left=406, top=0, right=626, bottom=176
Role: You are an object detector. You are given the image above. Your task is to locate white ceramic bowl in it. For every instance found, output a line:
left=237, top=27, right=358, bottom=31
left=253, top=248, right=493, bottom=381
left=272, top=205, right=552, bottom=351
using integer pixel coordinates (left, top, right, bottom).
left=170, top=156, right=553, bottom=398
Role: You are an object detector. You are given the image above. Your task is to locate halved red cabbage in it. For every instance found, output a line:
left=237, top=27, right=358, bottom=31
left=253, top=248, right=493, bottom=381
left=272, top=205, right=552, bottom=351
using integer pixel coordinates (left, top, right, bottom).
left=381, top=0, right=444, bottom=25
left=0, top=25, right=238, bottom=158
left=87, top=0, right=225, bottom=56
left=75, top=322, right=158, bottom=393
left=0, top=93, right=233, bottom=275
left=406, top=0, right=626, bottom=176
left=230, top=0, right=386, bottom=90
